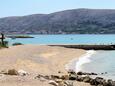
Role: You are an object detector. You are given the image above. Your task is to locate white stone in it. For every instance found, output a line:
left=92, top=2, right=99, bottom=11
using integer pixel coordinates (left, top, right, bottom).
left=18, top=69, right=28, bottom=76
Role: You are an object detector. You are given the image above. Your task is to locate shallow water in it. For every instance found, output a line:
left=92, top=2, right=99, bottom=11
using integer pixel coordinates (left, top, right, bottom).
left=81, top=50, right=115, bottom=80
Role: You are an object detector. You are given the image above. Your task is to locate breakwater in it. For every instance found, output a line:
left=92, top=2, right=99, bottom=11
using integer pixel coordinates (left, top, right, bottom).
left=50, top=45, right=115, bottom=50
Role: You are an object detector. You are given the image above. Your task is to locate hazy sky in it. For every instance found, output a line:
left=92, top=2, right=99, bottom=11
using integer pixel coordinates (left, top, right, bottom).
left=0, top=0, right=115, bottom=17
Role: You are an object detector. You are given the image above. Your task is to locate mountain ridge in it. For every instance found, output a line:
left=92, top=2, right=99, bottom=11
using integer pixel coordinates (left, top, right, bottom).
left=1, top=9, right=115, bottom=34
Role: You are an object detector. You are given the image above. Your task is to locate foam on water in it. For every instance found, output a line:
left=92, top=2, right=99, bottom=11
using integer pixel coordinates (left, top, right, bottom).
left=65, top=50, right=96, bottom=72
left=75, top=50, right=96, bottom=72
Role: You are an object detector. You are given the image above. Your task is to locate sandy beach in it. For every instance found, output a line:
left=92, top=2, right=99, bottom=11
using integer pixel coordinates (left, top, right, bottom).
left=0, top=45, right=90, bottom=86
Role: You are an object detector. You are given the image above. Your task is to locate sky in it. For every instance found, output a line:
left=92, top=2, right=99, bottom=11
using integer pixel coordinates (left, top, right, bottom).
left=0, top=0, right=115, bottom=17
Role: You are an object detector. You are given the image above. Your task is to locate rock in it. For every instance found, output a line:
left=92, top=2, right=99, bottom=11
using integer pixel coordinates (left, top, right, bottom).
left=68, top=70, right=76, bottom=75
left=105, top=72, right=107, bottom=74
left=95, top=77, right=104, bottom=85
left=90, top=77, right=105, bottom=85
left=77, top=71, right=98, bottom=75
left=35, top=74, right=42, bottom=79
left=0, top=70, right=8, bottom=75
left=35, top=74, right=49, bottom=81
left=18, top=70, right=28, bottom=76
left=55, top=80, right=73, bottom=86
left=90, top=79, right=96, bottom=85
left=102, top=81, right=108, bottom=86
left=51, top=75, right=60, bottom=79
left=100, top=72, right=108, bottom=75
left=64, top=81, right=73, bottom=86
left=57, top=80, right=65, bottom=86
left=35, top=74, right=48, bottom=81
left=49, top=80, right=58, bottom=86
left=58, top=71, right=61, bottom=73
left=76, top=76, right=84, bottom=82
left=107, top=79, right=115, bottom=86
left=101, top=73, right=104, bottom=75
left=83, top=76, right=91, bottom=83
left=111, top=81, right=115, bottom=86
left=69, top=74, right=77, bottom=80
left=44, top=75, right=50, bottom=80
left=77, top=72, right=83, bottom=75
left=60, top=75, right=69, bottom=80
left=91, top=72, right=98, bottom=75
left=7, top=69, right=18, bottom=75
left=55, top=79, right=63, bottom=83
left=95, top=77, right=104, bottom=84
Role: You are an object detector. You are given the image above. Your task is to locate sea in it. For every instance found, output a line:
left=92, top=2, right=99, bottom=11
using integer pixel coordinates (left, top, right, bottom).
left=5, top=34, right=115, bottom=80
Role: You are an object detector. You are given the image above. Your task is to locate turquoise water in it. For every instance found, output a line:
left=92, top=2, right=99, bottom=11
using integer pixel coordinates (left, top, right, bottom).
left=5, top=34, right=115, bottom=45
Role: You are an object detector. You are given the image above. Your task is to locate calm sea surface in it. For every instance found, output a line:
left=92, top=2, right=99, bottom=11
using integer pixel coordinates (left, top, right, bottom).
left=81, top=50, right=115, bottom=80
left=5, top=34, right=115, bottom=45
left=6, top=34, right=115, bottom=80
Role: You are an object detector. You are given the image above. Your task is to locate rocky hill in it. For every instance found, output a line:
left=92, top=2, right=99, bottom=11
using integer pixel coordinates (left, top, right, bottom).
left=1, top=9, right=115, bottom=34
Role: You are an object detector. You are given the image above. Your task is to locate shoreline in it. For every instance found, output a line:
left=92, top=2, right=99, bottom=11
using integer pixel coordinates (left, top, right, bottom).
left=75, top=50, right=96, bottom=72
left=65, top=50, right=96, bottom=73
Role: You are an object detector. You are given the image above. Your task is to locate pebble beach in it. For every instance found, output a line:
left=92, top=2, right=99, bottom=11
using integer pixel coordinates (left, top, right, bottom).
left=0, top=45, right=90, bottom=86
